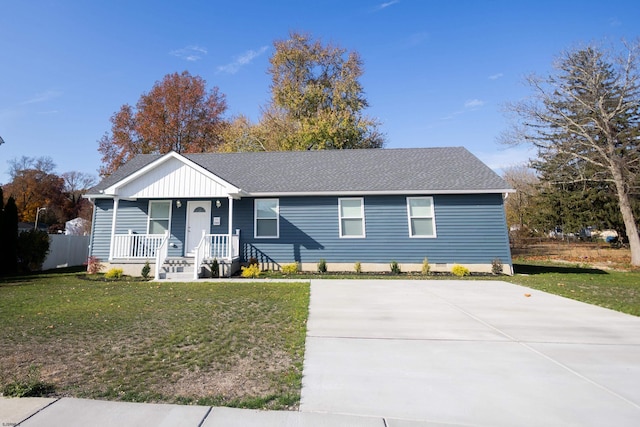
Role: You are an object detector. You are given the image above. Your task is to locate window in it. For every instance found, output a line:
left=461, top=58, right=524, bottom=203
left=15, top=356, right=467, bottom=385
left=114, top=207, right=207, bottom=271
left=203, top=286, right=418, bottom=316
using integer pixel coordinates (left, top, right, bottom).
left=339, top=198, right=365, bottom=238
left=148, top=201, right=171, bottom=234
left=255, top=199, right=279, bottom=238
left=407, top=197, right=436, bottom=237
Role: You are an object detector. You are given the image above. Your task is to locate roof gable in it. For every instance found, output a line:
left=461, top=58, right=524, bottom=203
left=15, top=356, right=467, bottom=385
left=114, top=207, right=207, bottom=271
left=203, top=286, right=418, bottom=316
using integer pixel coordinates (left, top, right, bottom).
left=100, top=152, right=239, bottom=198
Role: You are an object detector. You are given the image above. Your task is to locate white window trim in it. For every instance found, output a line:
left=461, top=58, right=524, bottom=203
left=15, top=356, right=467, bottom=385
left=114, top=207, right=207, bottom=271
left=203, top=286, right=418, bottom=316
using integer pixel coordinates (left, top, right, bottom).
left=147, top=200, right=172, bottom=235
left=338, top=197, right=366, bottom=238
left=407, top=196, right=436, bottom=238
left=254, top=198, right=280, bottom=239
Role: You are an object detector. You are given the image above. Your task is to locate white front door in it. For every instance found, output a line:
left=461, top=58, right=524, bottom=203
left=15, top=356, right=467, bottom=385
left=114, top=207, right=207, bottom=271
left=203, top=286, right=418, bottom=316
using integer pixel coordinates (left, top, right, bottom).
left=185, top=201, right=211, bottom=255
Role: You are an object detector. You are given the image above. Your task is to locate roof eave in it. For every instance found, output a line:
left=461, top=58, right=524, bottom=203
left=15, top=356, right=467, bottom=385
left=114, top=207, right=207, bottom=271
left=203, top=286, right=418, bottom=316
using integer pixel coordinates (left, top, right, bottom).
left=243, top=188, right=515, bottom=197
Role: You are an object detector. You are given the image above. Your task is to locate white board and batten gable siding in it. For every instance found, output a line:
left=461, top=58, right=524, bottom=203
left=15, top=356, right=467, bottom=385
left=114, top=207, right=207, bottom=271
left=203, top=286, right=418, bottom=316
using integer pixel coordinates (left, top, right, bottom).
left=107, top=154, right=238, bottom=199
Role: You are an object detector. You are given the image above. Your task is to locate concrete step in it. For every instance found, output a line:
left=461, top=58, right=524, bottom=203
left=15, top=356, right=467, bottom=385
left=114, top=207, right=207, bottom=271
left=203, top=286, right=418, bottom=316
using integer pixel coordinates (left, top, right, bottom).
left=160, top=271, right=195, bottom=281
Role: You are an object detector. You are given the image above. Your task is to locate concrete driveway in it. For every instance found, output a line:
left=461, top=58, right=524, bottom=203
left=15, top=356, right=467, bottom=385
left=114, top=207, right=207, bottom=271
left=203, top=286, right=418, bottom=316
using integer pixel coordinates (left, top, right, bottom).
left=300, top=280, right=640, bottom=426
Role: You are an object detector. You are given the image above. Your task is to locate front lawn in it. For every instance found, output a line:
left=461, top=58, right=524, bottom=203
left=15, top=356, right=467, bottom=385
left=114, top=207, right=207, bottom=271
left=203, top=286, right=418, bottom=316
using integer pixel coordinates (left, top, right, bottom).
left=505, top=262, right=640, bottom=316
left=0, top=272, right=309, bottom=409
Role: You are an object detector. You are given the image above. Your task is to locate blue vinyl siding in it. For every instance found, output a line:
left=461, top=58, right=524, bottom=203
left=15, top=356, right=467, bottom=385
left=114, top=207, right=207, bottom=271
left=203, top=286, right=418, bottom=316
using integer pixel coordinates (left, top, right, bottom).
left=89, top=199, right=114, bottom=260
left=237, top=194, right=511, bottom=266
left=91, top=194, right=511, bottom=266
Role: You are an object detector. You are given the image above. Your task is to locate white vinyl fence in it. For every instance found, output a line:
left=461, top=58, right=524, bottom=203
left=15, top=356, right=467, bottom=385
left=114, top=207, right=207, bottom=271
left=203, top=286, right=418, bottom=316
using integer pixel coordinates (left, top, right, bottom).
left=42, top=235, right=91, bottom=270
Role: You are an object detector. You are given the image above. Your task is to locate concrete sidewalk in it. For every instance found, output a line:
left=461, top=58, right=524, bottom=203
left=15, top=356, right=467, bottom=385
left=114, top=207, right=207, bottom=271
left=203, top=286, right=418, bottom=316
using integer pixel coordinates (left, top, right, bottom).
left=301, top=280, right=640, bottom=426
left=0, top=396, right=436, bottom=426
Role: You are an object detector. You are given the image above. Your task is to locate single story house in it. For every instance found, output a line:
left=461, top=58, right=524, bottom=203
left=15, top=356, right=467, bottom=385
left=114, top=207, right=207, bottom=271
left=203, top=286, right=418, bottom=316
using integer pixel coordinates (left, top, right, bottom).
left=85, top=147, right=514, bottom=279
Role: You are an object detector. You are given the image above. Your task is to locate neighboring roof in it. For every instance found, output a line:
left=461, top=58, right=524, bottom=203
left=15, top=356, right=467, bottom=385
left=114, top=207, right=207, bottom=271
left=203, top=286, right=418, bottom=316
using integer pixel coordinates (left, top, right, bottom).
left=89, top=147, right=513, bottom=196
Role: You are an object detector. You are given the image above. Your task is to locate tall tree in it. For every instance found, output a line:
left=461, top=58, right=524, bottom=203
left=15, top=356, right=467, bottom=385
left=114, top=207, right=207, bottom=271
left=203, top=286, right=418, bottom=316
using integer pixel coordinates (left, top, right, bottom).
left=504, top=42, right=640, bottom=265
left=1, top=196, right=19, bottom=275
left=256, top=31, right=384, bottom=151
left=3, top=156, right=66, bottom=223
left=0, top=188, right=5, bottom=274
left=62, top=171, right=96, bottom=221
left=98, top=71, right=228, bottom=176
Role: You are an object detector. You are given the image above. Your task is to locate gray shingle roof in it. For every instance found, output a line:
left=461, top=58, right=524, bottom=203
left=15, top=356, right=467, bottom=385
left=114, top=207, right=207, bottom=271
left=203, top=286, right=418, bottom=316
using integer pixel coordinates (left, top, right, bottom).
left=91, top=147, right=511, bottom=195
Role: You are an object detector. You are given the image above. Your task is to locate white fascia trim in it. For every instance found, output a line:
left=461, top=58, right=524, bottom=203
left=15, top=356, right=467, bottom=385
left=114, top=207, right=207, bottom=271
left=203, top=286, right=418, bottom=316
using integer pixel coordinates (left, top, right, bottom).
left=102, top=151, right=241, bottom=196
left=245, top=188, right=515, bottom=197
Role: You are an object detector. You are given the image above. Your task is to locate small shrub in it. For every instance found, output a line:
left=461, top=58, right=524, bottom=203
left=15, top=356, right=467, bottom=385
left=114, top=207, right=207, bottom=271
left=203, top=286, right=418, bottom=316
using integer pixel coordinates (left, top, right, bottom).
left=421, top=257, right=431, bottom=276
left=317, top=259, right=327, bottom=273
left=354, top=261, right=362, bottom=274
left=141, top=261, right=151, bottom=279
left=282, top=262, right=299, bottom=275
left=2, top=365, right=54, bottom=398
left=491, top=258, right=503, bottom=275
left=248, top=257, right=258, bottom=266
left=241, top=264, right=261, bottom=278
left=451, top=264, right=470, bottom=277
left=390, top=260, right=401, bottom=274
left=209, top=258, right=220, bottom=277
left=105, top=268, right=124, bottom=279
left=87, top=256, right=103, bottom=274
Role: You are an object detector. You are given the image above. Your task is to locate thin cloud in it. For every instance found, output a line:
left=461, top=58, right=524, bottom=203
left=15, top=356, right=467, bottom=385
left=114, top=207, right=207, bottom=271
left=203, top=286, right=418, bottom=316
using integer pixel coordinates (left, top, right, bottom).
left=21, top=90, right=62, bottom=105
left=489, top=73, right=504, bottom=80
left=477, top=146, right=537, bottom=173
left=170, top=45, right=208, bottom=61
left=439, top=99, right=486, bottom=120
left=217, top=46, right=269, bottom=74
left=464, top=99, right=485, bottom=109
left=374, top=0, right=400, bottom=11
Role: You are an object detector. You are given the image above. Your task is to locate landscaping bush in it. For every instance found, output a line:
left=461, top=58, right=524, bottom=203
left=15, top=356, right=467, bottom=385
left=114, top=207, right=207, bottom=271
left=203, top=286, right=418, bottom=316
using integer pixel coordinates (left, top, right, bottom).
left=491, top=258, right=503, bottom=275
left=16, top=229, right=50, bottom=272
left=141, top=261, right=151, bottom=279
left=241, top=264, right=261, bottom=278
left=105, top=268, right=124, bottom=279
left=390, top=260, right=401, bottom=274
left=317, top=259, right=327, bottom=273
left=209, top=258, right=220, bottom=277
left=87, top=256, right=103, bottom=274
left=354, top=261, right=362, bottom=274
left=421, top=257, right=431, bottom=276
left=282, top=262, right=299, bottom=275
left=451, top=264, right=470, bottom=277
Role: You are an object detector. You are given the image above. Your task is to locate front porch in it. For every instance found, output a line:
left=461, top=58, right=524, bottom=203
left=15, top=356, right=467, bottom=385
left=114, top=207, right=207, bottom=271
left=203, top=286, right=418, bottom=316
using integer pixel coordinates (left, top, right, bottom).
left=109, top=232, right=241, bottom=279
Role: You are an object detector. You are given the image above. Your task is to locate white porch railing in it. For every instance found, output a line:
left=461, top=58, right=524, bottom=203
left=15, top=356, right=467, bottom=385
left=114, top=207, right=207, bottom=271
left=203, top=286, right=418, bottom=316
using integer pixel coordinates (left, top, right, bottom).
left=112, top=231, right=167, bottom=259
left=193, top=233, right=240, bottom=279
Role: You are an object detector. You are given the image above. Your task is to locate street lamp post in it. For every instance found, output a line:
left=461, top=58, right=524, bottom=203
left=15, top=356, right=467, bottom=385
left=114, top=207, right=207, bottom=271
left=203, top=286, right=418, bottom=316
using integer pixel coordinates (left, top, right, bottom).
left=34, top=207, right=47, bottom=231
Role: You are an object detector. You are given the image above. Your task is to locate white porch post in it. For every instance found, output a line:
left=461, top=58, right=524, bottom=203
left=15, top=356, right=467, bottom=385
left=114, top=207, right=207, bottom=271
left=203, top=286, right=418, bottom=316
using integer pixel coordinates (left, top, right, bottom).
left=227, top=196, right=234, bottom=259
left=109, top=197, right=119, bottom=261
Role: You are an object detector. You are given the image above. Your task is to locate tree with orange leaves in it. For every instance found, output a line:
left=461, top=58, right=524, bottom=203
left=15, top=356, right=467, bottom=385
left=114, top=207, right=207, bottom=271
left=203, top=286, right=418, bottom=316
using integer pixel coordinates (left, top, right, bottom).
left=98, top=71, right=228, bottom=177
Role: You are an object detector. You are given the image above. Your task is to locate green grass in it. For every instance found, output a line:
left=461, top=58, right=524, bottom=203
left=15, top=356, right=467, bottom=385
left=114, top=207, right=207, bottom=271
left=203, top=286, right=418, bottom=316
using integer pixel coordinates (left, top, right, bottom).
left=0, top=271, right=309, bottom=409
left=504, top=262, right=640, bottom=316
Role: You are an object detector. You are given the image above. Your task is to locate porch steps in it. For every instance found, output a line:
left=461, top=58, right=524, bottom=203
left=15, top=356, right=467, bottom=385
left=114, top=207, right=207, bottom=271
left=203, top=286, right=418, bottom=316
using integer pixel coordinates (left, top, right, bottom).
left=158, top=257, right=196, bottom=281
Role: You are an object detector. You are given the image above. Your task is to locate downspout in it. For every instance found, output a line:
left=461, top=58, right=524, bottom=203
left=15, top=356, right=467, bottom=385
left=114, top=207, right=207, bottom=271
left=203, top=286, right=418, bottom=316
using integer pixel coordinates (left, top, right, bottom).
left=109, top=197, right=119, bottom=261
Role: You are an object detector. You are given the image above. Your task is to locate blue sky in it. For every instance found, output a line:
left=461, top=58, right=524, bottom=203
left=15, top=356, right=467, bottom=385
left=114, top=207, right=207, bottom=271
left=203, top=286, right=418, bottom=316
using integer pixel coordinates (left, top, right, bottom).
left=1, top=0, right=639, bottom=184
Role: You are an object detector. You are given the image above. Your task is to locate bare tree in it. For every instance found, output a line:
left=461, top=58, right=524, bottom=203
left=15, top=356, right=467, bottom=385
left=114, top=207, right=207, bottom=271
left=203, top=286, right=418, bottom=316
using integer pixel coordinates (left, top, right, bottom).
left=504, top=42, right=640, bottom=265
left=502, top=165, right=539, bottom=232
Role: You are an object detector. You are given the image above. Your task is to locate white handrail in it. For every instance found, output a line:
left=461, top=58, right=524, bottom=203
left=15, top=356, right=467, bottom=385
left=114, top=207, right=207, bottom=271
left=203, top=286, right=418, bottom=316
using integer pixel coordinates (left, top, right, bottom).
left=154, top=230, right=170, bottom=280
left=193, top=230, right=207, bottom=280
